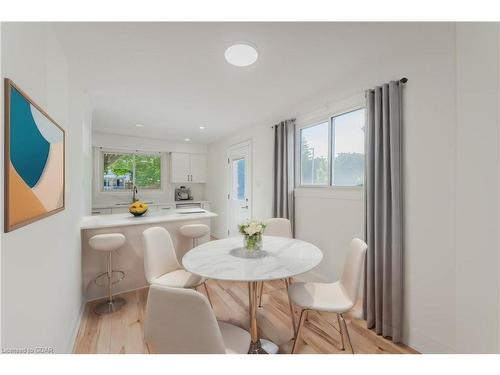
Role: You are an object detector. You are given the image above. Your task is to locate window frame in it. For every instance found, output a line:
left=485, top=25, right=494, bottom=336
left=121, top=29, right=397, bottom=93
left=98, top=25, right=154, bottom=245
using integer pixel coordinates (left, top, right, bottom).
left=296, top=105, right=365, bottom=189
left=297, top=119, right=332, bottom=187
left=97, top=148, right=164, bottom=193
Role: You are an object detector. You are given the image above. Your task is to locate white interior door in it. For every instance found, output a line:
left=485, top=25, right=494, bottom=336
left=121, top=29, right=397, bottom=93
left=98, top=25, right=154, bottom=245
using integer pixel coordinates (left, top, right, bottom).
left=227, top=141, right=252, bottom=237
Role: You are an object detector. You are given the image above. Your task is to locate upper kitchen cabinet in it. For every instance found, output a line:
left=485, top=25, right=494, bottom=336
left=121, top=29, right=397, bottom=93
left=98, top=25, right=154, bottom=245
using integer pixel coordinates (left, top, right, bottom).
left=170, top=153, right=207, bottom=183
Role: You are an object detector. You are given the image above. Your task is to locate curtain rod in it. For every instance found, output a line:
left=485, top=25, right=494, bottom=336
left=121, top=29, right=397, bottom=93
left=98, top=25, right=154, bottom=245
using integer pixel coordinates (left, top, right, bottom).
left=271, top=77, right=408, bottom=128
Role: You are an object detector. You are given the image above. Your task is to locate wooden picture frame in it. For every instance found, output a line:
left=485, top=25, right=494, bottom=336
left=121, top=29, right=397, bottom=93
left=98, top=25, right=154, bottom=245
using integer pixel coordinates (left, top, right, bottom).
left=4, top=78, right=65, bottom=232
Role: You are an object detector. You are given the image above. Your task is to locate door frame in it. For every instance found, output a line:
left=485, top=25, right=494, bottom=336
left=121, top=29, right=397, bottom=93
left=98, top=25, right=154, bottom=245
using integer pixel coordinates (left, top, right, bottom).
left=226, top=139, right=253, bottom=237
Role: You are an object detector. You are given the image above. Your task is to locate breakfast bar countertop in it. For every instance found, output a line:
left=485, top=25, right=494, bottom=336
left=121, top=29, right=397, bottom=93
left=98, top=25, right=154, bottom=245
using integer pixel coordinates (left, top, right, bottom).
left=80, top=209, right=217, bottom=230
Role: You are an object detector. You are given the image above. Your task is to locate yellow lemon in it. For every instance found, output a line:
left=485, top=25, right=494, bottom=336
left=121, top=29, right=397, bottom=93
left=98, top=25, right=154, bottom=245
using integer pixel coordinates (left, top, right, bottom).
left=129, top=201, right=148, bottom=216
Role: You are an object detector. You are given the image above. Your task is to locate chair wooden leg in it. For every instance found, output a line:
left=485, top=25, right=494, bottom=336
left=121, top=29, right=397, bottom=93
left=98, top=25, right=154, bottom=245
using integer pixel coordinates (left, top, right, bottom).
left=291, top=309, right=308, bottom=354
left=336, top=313, right=345, bottom=350
left=284, top=278, right=297, bottom=336
left=203, top=282, right=213, bottom=308
left=258, top=281, right=264, bottom=307
left=339, top=313, right=354, bottom=354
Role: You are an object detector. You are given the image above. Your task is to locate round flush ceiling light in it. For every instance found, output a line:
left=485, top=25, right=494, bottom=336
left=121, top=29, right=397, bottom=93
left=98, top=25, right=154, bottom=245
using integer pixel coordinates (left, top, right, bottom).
left=224, top=43, right=258, bottom=67
left=135, top=123, right=144, bottom=128
left=199, top=126, right=205, bottom=130
left=185, top=138, right=190, bottom=142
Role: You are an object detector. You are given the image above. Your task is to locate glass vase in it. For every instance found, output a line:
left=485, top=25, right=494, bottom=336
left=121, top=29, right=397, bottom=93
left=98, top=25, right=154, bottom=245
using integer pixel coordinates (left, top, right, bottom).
left=244, top=233, right=262, bottom=251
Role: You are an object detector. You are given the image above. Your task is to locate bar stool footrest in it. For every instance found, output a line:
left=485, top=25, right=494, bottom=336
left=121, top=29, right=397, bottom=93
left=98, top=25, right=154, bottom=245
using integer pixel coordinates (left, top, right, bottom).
left=94, top=270, right=126, bottom=287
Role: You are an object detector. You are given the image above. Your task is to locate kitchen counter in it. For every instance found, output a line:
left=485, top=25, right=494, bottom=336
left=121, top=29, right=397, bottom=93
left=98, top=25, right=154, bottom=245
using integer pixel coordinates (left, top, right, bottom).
left=92, top=200, right=210, bottom=210
left=81, top=209, right=217, bottom=230
left=81, top=209, right=217, bottom=301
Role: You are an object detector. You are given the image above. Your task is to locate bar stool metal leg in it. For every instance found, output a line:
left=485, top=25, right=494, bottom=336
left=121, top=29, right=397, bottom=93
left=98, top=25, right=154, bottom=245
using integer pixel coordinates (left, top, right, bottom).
left=94, top=251, right=126, bottom=315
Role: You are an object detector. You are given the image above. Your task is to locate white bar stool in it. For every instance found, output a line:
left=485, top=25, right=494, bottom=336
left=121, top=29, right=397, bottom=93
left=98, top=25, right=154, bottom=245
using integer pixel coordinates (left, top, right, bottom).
left=179, top=224, right=210, bottom=249
left=89, top=233, right=127, bottom=315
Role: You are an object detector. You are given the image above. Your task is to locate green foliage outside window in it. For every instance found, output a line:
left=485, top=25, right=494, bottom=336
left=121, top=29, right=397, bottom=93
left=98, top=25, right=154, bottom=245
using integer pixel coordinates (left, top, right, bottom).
left=103, top=152, right=161, bottom=191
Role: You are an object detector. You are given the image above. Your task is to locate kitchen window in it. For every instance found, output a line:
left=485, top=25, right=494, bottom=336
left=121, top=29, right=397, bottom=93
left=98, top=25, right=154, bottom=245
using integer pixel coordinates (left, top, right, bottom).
left=101, top=151, right=162, bottom=191
left=298, top=107, right=365, bottom=187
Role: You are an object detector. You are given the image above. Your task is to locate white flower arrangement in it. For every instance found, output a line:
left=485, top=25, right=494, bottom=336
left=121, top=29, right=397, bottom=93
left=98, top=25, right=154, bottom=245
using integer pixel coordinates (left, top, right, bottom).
left=239, top=221, right=266, bottom=250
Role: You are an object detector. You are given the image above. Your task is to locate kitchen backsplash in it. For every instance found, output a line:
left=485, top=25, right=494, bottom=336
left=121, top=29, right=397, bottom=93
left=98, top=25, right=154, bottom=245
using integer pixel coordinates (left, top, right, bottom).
left=92, top=183, right=206, bottom=207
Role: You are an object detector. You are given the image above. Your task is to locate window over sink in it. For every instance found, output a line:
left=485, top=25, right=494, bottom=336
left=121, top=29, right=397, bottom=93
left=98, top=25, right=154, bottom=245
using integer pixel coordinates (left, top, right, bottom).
left=101, top=150, right=162, bottom=191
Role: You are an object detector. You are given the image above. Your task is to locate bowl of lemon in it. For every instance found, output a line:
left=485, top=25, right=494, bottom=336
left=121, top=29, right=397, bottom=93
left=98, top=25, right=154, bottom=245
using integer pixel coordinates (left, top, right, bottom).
left=129, top=201, right=149, bottom=217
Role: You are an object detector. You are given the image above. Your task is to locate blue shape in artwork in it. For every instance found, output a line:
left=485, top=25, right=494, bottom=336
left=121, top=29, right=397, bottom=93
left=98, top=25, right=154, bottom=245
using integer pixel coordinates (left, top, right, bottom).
left=10, top=87, right=50, bottom=188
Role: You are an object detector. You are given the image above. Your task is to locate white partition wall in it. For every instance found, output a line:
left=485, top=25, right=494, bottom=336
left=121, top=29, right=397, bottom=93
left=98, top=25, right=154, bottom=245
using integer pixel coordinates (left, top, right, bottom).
left=0, top=23, right=93, bottom=353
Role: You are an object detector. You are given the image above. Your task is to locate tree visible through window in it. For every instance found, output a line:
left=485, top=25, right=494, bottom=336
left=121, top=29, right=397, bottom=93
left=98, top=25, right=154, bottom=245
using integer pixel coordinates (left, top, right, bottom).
left=332, top=109, right=365, bottom=187
left=300, top=121, right=329, bottom=185
left=102, top=152, right=161, bottom=191
left=299, top=108, right=365, bottom=187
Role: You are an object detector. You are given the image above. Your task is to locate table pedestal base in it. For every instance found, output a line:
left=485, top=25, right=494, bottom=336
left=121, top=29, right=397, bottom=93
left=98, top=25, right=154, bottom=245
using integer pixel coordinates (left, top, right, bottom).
left=247, top=281, right=280, bottom=354
left=261, top=339, right=279, bottom=354
left=248, top=339, right=279, bottom=354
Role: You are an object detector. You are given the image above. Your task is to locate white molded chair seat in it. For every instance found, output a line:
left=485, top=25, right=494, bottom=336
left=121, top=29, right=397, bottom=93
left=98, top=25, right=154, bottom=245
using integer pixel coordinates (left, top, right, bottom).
left=142, top=226, right=213, bottom=306
left=289, top=238, right=368, bottom=354
left=257, top=217, right=297, bottom=333
left=151, top=268, right=206, bottom=288
left=288, top=281, right=353, bottom=313
left=217, top=321, right=252, bottom=354
left=265, top=218, right=293, bottom=238
left=145, top=285, right=250, bottom=354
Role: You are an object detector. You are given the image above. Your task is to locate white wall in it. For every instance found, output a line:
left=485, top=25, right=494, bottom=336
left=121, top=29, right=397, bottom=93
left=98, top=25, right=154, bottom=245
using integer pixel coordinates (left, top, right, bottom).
left=207, top=123, right=275, bottom=240
left=206, top=23, right=472, bottom=353
left=0, top=23, right=92, bottom=353
left=91, top=131, right=207, bottom=207
left=455, top=23, right=500, bottom=353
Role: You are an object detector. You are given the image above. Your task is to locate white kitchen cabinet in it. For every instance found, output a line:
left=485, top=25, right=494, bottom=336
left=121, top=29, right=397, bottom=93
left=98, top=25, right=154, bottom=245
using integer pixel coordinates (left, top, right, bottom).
left=170, top=153, right=191, bottom=183
left=170, top=153, right=207, bottom=183
left=189, top=154, right=207, bottom=183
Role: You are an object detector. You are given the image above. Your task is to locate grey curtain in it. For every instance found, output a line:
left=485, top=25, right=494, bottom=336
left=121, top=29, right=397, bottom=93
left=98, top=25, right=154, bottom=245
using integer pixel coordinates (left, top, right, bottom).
left=273, top=119, right=296, bottom=234
left=363, top=81, right=404, bottom=343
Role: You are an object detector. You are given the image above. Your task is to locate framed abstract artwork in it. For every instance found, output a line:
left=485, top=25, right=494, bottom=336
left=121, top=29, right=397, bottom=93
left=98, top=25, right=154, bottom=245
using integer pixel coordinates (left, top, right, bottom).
left=4, top=79, right=65, bottom=232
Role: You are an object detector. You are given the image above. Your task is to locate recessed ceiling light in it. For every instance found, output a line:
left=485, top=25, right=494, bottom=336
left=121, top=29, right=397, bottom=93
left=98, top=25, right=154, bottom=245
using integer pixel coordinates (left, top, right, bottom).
left=185, top=138, right=190, bottom=142
left=225, top=43, right=258, bottom=67
left=135, top=124, right=144, bottom=127
left=199, top=126, right=205, bottom=130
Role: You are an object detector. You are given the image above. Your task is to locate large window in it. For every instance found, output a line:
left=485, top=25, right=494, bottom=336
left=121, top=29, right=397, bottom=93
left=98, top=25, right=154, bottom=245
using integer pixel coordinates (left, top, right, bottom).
left=299, top=108, right=365, bottom=187
left=102, top=151, right=161, bottom=191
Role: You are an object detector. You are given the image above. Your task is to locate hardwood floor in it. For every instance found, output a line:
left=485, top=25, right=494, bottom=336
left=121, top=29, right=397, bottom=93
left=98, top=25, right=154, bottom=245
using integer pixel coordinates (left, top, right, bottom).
left=73, top=279, right=418, bottom=354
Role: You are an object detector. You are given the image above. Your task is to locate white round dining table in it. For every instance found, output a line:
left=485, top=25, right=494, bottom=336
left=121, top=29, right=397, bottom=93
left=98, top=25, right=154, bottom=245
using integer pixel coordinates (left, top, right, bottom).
left=182, top=235, right=323, bottom=354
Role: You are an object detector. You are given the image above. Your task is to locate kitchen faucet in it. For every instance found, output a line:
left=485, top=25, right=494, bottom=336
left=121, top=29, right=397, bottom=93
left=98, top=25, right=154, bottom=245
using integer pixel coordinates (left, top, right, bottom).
left=132, top=185, right=138, bottom=202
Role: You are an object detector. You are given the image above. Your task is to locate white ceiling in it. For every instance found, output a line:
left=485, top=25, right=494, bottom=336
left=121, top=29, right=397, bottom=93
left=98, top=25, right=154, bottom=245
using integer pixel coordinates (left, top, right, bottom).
left=53, top=22, right=427, bottom=144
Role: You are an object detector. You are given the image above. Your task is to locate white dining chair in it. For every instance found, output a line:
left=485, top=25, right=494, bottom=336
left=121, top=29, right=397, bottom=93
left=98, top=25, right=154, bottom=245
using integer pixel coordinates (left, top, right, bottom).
left=144, top=284, right=251, bottom=353
left=257, top=218, right=297, bottom=334
left=142, top=226, right=213, bottom=307
left=288, top=238, right=367, bottom=354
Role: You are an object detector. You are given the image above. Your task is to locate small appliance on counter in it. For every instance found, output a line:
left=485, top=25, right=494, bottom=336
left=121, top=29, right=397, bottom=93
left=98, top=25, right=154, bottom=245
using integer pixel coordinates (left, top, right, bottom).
left=175, top=186, right=193, bottom=201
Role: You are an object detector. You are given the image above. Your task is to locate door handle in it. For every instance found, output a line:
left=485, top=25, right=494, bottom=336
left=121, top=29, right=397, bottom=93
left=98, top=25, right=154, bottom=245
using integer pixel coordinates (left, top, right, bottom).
left=241, top=205, right=248, bottom=209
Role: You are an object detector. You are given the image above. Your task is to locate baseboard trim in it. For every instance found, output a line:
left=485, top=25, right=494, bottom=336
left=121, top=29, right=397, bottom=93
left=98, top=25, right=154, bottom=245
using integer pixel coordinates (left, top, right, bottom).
left=68, top=298, right=86, bottom=354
